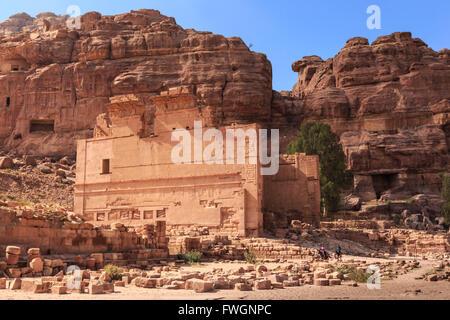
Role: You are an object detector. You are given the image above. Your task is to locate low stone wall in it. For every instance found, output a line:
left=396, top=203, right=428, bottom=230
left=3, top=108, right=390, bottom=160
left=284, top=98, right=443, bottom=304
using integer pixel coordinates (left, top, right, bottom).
left=0, top=208, right=166, bottom=255
left=328, top=228, right=450, bottom=255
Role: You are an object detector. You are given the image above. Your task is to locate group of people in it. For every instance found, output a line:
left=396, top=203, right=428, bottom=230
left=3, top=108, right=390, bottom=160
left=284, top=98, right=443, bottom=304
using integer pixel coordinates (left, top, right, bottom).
left=318, top=245, right=342, bottom=261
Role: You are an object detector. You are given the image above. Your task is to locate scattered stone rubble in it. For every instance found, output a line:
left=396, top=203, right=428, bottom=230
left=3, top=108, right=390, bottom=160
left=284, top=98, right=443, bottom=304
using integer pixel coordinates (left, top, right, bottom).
left=0, top=245, right=429, bottom=295
left=418, top=260, right=450, bottom=282
left=0, top=154, right=75, bottom=208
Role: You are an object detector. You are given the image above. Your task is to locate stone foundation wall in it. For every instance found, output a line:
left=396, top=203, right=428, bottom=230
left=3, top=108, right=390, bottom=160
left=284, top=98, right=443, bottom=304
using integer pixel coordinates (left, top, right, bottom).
left=326, top=228, right=449, bottom=255
left=0, top=208, right=167, bottom=255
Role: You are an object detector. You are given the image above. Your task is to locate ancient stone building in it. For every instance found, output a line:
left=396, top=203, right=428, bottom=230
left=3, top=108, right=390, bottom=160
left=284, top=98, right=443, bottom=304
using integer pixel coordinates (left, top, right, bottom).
left=74, top=87, right=320, bottom=238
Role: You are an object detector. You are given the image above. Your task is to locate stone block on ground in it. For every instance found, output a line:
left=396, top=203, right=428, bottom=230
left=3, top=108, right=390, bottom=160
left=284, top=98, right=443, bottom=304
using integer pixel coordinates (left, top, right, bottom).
left=193, top=280, right=214, bottom=293
left=0, top=157, right=14, bottom=169
left=51, top=286, right=67, bottom=295
left=30, top=258, right=44, bottom=273
left=132, top=277, right=156, bottom=288
left=254, top=279, right=272, bottom=290
left=314, top=278, right=329, bottom=286
left=103, top=283, right=115, bottom=293
left=283, top=280, right=299, bottom=287
left=6, top=253, right=19, bottom=266
left=329, top=279, right=342, bottom=286
left=235, top=283, right=252, bottom=291
left=88, top=281, right=104, bottom=294
left=9, top=278, right=21, bottom=290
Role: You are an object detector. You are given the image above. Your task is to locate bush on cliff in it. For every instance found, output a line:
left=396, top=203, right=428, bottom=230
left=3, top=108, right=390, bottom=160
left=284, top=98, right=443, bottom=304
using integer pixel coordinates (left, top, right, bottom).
left=184, top=250, right=203, bottom=264
left=104, top=264, right=123, bottom=281
left=441, top=174, right=450, bottom=224
left=287, top=122, right=353, bottom=213
left=244, top=251, right=258, bottom=265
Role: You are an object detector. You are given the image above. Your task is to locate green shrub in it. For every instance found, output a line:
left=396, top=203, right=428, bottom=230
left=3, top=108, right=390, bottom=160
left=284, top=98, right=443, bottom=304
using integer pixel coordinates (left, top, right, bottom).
left=442, top=174, right=450, bottom=202
left=336, top=265, right=371, bottom=283
left=184, top=250, right=203, bottom=264
left=336, top=264, right=352, bottom=275
left=104, top=264, right=123, bottom=281
left=393, top=214, right=402, bottom=225
left=17, top=199, right=30, bottom=206
left=349, top=268, right=371, bottom=283
left=441, top=202, right=450, bottom=225
left=244, top=251, right=258, bottom=265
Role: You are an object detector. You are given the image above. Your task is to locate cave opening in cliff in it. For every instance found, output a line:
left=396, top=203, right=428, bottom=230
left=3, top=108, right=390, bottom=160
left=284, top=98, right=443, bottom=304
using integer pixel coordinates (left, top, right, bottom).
left=29, top=119, right=55, bottom=133
left=372, top=174, right=396, bottom=199
left=6, top=97, right=10, bottom=107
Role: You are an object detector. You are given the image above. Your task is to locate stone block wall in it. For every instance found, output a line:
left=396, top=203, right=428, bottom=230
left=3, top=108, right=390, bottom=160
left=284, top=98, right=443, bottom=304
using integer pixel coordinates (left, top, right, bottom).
left=0, top=208, right=167, bottom=255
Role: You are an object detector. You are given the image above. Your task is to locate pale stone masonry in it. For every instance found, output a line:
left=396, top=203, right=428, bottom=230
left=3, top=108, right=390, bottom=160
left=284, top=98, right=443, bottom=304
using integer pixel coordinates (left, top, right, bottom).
left=74, top=87, right=321, bottom=237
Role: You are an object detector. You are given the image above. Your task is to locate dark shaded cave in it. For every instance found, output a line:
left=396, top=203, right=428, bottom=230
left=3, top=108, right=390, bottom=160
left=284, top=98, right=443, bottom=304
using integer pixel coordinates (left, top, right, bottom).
left=372, top=174, right=396, bottom=199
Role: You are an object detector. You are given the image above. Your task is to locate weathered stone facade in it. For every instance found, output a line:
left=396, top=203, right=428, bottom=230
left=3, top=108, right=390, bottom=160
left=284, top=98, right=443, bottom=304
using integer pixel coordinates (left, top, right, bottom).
left=74, top=87, right=321, bottom=239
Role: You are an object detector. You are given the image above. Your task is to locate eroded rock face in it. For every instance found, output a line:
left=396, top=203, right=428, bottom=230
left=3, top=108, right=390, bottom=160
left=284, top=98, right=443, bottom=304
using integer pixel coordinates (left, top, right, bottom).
left=291, top=32, right=450, bottom=118
left=280, top=32, right=450, bottom=201
left=0, top=11, right=448, bottom=204
left=286, top=32, right=450, bottom=132
left=0, top=9, right=272, bottom=156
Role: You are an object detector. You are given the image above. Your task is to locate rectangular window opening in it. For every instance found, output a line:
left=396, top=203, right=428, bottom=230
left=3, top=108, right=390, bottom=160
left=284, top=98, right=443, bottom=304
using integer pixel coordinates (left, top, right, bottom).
left=102, top=159, right=111, bottom=174
left=29, top=119, right=54, bottom=133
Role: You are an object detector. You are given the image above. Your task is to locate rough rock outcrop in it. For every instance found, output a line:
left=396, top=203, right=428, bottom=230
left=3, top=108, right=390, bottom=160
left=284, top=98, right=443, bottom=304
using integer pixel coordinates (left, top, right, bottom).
left=0, top=9, right=272, bottom=156
left=0, top=10, right=448, bottom=205
left=277, top=32, right=450, bottom=202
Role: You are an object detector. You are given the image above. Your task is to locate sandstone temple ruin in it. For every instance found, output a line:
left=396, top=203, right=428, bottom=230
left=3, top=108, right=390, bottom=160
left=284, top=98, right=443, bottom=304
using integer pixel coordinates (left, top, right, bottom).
left=74, top=87, right=321, bottom=243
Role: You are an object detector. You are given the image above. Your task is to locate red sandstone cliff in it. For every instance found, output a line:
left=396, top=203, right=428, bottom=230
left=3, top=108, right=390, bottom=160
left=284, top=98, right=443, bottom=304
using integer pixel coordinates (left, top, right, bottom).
left=273, top=32, right=450, bottom=204
left=0, top=10, right=449, bottom=207
left=0, top=9, right=272, bottom=156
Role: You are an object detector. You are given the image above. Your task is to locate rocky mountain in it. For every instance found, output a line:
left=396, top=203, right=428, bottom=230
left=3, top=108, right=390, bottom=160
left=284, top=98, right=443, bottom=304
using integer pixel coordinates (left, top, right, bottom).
left=274, top=32, right=450, bottom=206
left=0, top=9, right=448, bottom=208
left=0, top=9, right=272, bottom=156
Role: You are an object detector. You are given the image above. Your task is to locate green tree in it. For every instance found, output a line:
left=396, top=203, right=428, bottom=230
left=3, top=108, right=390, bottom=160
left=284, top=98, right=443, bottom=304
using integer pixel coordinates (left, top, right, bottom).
left=441, top=174, right=450, bottom=224
left=287, top=122, right=352, bottom=213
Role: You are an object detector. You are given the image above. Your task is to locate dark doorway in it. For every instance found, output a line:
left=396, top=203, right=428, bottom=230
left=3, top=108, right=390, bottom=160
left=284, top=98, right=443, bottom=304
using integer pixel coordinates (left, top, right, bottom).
left=102, top=159, right=111, bottom=174
left=6, top=97, right=10, bottom=107
left=372, top=174, right=396, bottom=199
left=29, top=120, right=55, bottom=133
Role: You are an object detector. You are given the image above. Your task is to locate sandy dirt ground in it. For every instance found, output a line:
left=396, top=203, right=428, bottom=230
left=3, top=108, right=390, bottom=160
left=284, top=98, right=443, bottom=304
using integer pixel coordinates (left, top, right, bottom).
left=0, top=256, right=448, bottom=300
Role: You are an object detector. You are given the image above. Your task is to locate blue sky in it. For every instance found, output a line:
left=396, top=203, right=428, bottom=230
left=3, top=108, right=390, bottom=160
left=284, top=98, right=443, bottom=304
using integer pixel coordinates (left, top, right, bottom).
left=0, top=0, right=449, bottom=91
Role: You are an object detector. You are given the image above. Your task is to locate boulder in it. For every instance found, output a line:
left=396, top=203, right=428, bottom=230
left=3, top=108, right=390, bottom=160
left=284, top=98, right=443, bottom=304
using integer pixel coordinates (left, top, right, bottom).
left=343, top=195, right=362, bottom=211
left=88, top=281, right=105, bottom=294
left=30, top=258, right=44, bottom=273
left=132, top=277, right=156, bottom=288
left=0, top=157, right=14, bottom=169
left=9, top=278, right=21, bottom=290
left=235, top=283, right=252, bottom=291
left=38, top=164, right=53, bottom=174
left=27, top=248, right=40, bottom=256
left=192, top=280, right=214, bottom=293
left=254, top=279, right=272, bottom=290
left=23, top=155, right=36, bottom=166
left=6, top=246, right=21, bottom=255
left=51, top=285, right=67, bottom=295
left=6, top=253, right=19, bottom=265
left=314, top=278, right=329, bottom=286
